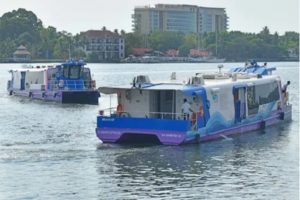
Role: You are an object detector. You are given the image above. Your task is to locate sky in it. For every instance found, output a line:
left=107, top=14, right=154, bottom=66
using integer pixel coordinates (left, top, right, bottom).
left=0, top=0, right=299, bottom=35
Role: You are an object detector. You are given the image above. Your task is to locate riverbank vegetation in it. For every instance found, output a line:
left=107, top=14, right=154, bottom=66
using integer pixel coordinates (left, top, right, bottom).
left=0, top=8, right=298, bottom=62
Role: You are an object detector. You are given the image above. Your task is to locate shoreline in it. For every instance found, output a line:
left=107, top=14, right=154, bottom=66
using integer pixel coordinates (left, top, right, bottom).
left=0, top=59, right=298, bottom=64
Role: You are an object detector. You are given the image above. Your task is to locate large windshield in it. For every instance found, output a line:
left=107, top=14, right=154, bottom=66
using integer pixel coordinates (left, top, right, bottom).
left=63, top=66, right=81, bottom=79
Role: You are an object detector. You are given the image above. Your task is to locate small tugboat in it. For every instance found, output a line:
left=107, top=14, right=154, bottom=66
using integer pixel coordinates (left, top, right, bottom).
left=7, top=60, right=100, bottom=105
left=96, top=62, right=292, bottom=145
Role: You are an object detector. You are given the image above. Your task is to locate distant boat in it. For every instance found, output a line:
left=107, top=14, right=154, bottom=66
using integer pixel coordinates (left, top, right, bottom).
left=96, top=63, right=292, bottom=145
left=7, top=60, right=100, bottom=105
left=202, top=57, right=226, bottom=63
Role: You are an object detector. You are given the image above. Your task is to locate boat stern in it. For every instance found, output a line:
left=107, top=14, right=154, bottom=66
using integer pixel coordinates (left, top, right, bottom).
left=96, top=116, right=191, bottom=145
left=62, top=90, right=100, bottom=105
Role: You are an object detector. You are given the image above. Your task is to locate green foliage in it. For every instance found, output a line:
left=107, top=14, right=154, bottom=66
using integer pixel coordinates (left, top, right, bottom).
left=124, top=33, right=144, bottom=56
left=128, top=29, right=298, bottom=61
left=149, top=32, right=184, bottom=51
left=0, top=9, right=78, bottom=61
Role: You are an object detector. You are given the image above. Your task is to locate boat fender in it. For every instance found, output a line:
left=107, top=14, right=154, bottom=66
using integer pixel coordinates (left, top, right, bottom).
left=117, top=104, right=124, bottom=115
left=260, top=120, right=266, bottom=129
left=9, top=90, right=13, bottom=96
left=54, top=93, right=57, bottom=98
left=29, top=92, right=33, bottom=98
left=279, top=112, right=285, bottom=120
left=42, top=92, right=46, bottom=98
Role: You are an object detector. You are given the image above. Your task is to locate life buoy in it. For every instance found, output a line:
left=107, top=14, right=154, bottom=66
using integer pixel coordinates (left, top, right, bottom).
left=191, top=113, right=197, bottom=125
left=58, top=80, right=64, bottom=88
left=91, top=80, right=96, bottom=88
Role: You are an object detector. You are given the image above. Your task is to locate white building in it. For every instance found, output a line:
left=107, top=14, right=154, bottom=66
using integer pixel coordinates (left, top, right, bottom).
left=133, top=4, right=228, bottom=34
left=81, top=30, right=125, bottom=62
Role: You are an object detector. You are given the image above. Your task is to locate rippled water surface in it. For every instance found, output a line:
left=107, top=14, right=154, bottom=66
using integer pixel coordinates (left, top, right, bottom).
left=0, top=62, right=299, bottom=200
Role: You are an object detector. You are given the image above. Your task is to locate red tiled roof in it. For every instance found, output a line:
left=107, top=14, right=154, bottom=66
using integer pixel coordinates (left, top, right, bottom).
left=189, top=49, right=210, bottom=57
left=131, top=48, right=152, bottom=56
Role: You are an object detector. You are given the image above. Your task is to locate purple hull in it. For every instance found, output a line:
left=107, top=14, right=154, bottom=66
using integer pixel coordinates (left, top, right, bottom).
left=10, top=89, right=99, bottom=105
left=96, top=106, right=292, bottom=145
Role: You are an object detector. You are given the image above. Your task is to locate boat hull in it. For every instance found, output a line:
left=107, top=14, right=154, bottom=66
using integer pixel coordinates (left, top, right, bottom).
left=9, top=90, right=100, bottom=105
left=96, top=105, right=292, bottom=145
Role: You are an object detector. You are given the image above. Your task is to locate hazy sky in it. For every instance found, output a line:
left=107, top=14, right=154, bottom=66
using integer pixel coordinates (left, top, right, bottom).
left=0, top=0, right=299, bottom=35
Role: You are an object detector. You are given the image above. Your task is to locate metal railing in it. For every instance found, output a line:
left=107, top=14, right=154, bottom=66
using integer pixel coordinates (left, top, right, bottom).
left=99, top=107, right=191, bottom=121
left=21, top=80, right=97, bottom=91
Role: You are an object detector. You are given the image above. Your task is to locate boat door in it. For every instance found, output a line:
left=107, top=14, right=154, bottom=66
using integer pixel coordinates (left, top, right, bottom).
left=233, top=86, right=246, bottom=123
left=20, top=72, right=26, bottom=90
left=184, top=88, right=210, bottom=129
left=149, top=90, right=176, bottom=119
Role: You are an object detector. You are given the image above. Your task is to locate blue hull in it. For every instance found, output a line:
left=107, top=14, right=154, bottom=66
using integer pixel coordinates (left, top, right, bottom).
left=96, top=105, right=292, bottom=145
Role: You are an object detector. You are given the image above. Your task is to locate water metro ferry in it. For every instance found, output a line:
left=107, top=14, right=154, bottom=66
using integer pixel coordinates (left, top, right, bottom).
left=96, top=63, right=292, bottom=145
left=7, top=60, right=100, bottom=105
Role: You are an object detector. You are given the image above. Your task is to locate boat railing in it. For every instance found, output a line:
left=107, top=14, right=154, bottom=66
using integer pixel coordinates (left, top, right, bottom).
left=28, top=80, right=96, bottom=91
left=99, top=108, right=190, bottom=121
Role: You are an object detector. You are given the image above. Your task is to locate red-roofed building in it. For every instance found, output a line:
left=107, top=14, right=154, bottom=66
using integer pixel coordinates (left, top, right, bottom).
left=189, top=49, right=211, bottom=57
left=130, top=48, right=152, bottom=56
left=81, top=29, right=125, bottom=61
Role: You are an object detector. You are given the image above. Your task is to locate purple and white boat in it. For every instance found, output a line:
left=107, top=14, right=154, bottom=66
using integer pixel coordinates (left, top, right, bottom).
left=96, top=62, right=292, bottom=145
left=7, top=60, right=100, bottom=105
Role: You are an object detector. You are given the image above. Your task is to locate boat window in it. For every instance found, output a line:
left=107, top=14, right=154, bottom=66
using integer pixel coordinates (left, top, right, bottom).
left=47, top=68, right=56, bottom=80
left=247, top=82, right=280, bottom=115
left=247, top=86, right=259, bottom=115
left=69, top=66, right=81, bottom=79
left=82, top=68, right=91, bottom=81
left=63, top=66, right=82, bottom=79
left=256, top=82, right=279, bottom=105
left=82, top=68, right=91, bottom=88
left=63, top=66, right=69, bottom=78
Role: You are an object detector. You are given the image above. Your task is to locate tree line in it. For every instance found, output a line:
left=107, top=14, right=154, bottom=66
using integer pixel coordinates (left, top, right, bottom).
left=125, top=28, right=299, bottom=61
left=0, top=8, right=298, bottom=62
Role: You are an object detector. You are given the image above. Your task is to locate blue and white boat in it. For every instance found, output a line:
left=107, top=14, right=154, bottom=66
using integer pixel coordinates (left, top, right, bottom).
left=7, top=60, right=100, bottom=105
left=96, top=63, right=292, bottom=145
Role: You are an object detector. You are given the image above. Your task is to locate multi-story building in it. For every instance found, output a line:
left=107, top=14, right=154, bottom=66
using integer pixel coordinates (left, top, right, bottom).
left=81, top=29, right=125, bottom=61
left=133, top=4, right=228, bottom=34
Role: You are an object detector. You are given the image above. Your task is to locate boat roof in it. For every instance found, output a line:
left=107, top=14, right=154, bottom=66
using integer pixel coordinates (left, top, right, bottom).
left=99, top=75, right=280, bottom=95
left=9, top=68, right=47, bottom=72
left=9, top=60, right=87, bottom=72
left=60, top=60, right=86, bottom=67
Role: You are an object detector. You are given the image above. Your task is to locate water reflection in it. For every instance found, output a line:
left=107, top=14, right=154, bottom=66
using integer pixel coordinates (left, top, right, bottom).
left=95, top=122, right=296, bottom=199
left=0, top=62, right=298, bottom=200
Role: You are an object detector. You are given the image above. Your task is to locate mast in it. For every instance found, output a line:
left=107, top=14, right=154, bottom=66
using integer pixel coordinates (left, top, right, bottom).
left=215, top=31, right=218, bottom=57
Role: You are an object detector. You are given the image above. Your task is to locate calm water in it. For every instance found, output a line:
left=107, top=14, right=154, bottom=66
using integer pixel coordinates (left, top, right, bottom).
left=0, top=62, right=299, bottom=200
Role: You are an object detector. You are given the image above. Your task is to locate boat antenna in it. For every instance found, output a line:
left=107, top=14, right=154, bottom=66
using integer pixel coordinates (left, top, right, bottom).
left=218, top=64, right=224, bottom=74
left=68, top=43, right=71, bottom=60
